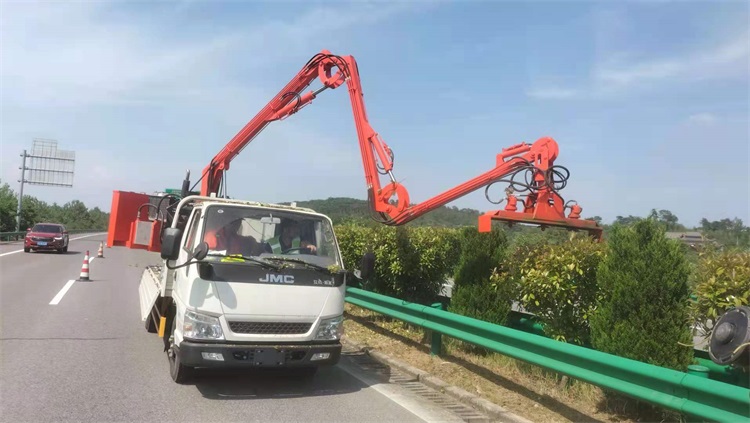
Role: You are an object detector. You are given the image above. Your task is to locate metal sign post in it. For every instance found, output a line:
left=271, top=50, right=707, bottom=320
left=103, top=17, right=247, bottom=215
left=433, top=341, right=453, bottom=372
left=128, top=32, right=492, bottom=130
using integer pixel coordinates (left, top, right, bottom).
left=16, top=139, right=76, bottom=231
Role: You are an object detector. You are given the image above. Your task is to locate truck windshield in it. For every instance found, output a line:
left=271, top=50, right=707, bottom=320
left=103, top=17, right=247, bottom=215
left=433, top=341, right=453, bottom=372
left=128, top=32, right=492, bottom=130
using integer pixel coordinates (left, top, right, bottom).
left=32, top=224, right=63, bottom=233
left=201, top=205, right=342, bottom=269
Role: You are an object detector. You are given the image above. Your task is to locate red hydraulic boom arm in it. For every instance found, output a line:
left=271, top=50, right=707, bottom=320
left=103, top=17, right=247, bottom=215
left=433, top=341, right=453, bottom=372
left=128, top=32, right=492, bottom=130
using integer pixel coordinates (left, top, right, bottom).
left=199, top=50, right=601, bottom=239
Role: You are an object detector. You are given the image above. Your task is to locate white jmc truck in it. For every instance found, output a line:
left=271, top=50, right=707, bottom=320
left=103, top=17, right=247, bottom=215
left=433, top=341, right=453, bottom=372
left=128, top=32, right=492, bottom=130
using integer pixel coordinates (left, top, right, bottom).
left=138, top=195, right=374, bottom=383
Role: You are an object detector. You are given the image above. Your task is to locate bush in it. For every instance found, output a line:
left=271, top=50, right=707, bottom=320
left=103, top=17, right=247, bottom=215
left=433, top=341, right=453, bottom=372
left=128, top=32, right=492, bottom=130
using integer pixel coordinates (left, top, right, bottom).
left=453, top=226, right=508, bottom=287
left=334, top=223, right=461, bottom=305
left=590, top=219, right=694, bottom=371
left=514, top=234, right=607, bottom=345
left=691, top=248, right=750, bottom=338
left=446, top=226, right=512, bottom=345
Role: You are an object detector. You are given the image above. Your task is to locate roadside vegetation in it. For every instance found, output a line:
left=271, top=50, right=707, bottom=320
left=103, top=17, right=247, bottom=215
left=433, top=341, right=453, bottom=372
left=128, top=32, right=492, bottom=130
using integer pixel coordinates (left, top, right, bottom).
left=337, top=212, right=750, bottom=422
left=0, top=180, right=109, bottom=232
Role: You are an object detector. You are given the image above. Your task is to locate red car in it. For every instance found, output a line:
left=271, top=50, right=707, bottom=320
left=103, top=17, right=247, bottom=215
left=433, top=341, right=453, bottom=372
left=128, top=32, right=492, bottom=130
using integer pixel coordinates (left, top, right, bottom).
left=24, top=223, right=69, bottom=253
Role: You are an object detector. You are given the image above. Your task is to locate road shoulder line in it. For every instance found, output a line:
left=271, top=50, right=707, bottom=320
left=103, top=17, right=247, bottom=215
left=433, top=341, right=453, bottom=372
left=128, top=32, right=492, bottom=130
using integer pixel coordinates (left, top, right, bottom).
left=342, top=338, right=535, bottom=423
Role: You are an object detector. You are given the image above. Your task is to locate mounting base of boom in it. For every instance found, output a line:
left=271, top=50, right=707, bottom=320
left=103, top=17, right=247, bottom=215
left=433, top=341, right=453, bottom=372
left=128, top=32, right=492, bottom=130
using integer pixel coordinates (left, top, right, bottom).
left=478, top=210, right=603, bottom=240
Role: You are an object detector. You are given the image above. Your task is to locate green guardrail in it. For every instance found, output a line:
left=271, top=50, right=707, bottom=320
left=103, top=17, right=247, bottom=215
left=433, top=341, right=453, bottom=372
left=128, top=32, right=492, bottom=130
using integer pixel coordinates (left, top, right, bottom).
left=504, top=309, right=749, bottom=388
left=0, top=229, right=104, bottom=242
left=345, top=287, right=750, bottom=423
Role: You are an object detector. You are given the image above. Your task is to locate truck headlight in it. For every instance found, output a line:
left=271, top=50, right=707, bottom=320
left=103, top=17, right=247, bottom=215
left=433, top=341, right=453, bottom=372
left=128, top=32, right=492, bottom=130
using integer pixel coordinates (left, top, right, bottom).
left=183, top=310, right=224, bottom=340
left=315, top=315, right=344, bottom=341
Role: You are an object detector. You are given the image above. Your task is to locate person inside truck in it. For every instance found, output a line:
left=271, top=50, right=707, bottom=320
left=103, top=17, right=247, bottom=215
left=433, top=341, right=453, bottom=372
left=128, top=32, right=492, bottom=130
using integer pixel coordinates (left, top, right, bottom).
left=207, top=218, right=265, bottom=256
left=266, top=218, right=317, bottom=254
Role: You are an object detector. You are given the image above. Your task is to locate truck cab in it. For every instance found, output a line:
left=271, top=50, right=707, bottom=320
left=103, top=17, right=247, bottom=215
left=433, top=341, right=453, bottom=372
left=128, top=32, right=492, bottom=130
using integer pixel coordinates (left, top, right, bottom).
left=141, top=196, right=372, bottom=383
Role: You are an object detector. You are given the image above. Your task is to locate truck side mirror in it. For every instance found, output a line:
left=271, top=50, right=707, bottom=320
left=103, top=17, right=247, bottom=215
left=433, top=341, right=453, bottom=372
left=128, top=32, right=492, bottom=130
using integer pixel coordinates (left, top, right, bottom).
left=160, top=228, right=183, bottom=260
left=191, top=242, right=209, bottom=261
left=359, top=251, right=375, bottom=280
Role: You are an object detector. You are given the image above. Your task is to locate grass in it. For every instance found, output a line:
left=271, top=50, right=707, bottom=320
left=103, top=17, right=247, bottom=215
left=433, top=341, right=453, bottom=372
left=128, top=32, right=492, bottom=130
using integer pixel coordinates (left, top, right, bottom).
left=343, top=303, right=685, bottom=423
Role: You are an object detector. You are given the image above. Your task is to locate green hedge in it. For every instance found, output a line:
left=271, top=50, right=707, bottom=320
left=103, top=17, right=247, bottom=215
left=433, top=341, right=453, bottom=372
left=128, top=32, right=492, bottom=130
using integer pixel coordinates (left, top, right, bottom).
left=335, top=223, right=461, bottom=305
left=513, top=235, right=607, bottom=346
left=691, top=248, right=750, bottom=338
left=336, top=220, right=748, bottom=353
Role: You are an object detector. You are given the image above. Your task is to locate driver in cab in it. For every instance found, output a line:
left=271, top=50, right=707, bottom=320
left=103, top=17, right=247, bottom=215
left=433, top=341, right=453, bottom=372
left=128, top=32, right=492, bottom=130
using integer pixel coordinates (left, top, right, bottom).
left=267, top=219, right=316, bottom=254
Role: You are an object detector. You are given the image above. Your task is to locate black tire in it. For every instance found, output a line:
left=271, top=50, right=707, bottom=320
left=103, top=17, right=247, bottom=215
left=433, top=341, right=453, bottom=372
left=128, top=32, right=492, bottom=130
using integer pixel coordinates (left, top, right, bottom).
left=145, top=313, right=158, bottom=333
left=23, top=247, right=30, bottom=253
left=168, top=346, right=193, bottom=384
left=298, top=366, right=318, bottom=379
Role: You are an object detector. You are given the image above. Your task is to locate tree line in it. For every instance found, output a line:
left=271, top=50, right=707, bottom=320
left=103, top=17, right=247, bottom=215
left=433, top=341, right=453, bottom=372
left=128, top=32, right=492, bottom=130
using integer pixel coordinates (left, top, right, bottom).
left=0, top=180, right=109, bottom=232
left=296, top=197, right=750, bottom=249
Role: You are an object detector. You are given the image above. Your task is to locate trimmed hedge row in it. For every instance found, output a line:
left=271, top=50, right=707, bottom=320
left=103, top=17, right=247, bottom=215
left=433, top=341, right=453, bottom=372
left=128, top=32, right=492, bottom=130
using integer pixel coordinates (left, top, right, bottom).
left=335, top=220, right=748, bottom=371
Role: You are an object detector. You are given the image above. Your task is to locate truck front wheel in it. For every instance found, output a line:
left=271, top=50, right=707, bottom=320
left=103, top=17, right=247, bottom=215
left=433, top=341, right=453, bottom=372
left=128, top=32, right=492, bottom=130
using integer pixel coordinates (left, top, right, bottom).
left=168, top=346, right=193, bottom=384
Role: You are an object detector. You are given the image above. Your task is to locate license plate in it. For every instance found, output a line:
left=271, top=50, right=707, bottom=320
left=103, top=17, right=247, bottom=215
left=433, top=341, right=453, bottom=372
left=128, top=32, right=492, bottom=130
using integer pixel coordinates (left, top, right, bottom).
left=253, top=348, right=286, bottom=366
left=37, top=241, right=47, bottom=246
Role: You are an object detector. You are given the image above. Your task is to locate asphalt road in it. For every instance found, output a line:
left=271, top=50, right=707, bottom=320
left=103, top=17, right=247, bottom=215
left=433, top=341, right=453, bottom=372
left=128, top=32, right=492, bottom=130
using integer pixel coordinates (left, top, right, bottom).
left=0, top=233, right=479, bottom=423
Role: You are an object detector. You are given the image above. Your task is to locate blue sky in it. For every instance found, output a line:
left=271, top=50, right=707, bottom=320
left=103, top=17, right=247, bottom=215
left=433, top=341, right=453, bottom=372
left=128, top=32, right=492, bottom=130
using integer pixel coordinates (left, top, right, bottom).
left=1, top=0, right=748, bottom=227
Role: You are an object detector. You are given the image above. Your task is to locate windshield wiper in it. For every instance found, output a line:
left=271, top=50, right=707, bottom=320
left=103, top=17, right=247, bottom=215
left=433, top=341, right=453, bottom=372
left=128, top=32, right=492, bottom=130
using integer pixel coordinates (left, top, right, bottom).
left=263, top=257, right=333, bottom=274
left=206, top=253, right=283, bottom=271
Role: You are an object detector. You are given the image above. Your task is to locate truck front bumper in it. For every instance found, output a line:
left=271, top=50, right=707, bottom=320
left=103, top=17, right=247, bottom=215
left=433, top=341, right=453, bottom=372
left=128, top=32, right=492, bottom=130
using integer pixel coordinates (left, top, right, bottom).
left=177, top=340, right=342, bottom=368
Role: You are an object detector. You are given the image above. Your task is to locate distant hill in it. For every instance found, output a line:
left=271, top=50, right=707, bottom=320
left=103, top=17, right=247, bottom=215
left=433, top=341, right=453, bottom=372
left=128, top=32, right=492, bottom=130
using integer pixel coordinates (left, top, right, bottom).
left=279, top=197, right=482, bottom=227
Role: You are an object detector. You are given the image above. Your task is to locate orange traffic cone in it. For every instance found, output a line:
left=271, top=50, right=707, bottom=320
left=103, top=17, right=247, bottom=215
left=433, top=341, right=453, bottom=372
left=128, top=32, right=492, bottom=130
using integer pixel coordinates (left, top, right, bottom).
left=78, top=251, right=90, bottom=281
left=97, top=242, right=104, bottom=258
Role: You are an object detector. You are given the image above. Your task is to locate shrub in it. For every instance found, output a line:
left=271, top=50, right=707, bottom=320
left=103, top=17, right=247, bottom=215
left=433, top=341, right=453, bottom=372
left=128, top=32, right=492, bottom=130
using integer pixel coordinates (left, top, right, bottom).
left=691, top=248, right=750, bottom=338
left=448, top=226, right=512, bottom=345
left=453, top=226, right=508, bottom=287
left=334, top=223, right=461, bottom=305
left=514, top=234, right=606, bottom=345
left=590, top=219, right=694, bottom=371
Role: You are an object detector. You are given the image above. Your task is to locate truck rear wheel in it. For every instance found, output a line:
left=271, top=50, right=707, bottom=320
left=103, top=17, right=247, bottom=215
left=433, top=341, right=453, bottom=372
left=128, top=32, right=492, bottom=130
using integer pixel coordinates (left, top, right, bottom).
left=144, top=314, right=157, bottom=333
left=168, top=346, right=193, bottom=384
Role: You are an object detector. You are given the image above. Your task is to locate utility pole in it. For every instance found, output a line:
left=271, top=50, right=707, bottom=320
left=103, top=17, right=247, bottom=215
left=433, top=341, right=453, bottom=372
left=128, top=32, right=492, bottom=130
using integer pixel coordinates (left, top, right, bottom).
left=16, top=150, right=27, bottom=232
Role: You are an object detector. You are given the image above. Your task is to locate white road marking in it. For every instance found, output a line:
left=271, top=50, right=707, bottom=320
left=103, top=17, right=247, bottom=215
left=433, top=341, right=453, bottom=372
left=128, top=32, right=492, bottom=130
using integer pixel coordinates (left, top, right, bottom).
left=0, top=233, right=105, bottom=257
left=49, top=280, right=76, bottom=305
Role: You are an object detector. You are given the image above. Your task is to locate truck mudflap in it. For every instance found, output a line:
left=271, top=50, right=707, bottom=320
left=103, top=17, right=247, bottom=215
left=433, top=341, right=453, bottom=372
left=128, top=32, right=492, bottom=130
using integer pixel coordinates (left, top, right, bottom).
left=138, top=265, right=162, bottom=321
left=177, top=341, right=342, bottom=368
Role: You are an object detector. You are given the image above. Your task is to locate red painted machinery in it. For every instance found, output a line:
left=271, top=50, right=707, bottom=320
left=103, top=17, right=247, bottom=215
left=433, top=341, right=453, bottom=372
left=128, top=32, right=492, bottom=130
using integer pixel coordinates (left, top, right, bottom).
left=108, top=50, right=602, bottom=250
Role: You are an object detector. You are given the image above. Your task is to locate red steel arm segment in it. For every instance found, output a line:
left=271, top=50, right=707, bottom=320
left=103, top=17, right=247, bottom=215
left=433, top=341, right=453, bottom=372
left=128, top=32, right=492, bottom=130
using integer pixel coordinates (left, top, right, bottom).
left=200, top=52, right=344, bottom=196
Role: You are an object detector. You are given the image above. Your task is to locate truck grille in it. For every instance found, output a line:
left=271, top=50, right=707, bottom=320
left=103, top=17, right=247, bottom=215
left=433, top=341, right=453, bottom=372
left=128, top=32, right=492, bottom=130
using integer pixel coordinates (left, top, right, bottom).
left=228, top=321, right=312, bottom=335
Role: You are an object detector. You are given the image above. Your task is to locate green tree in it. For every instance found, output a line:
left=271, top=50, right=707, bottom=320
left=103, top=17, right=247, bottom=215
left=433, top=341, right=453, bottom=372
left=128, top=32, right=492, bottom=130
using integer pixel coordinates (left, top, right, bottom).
left=591, top=219, right=693, bottom=369
left=450, top=226, right=513, bottom=336
left=700, top=217, right=750, bottom=249
left=590, top=219, right=694, bottom=418
left=453, top=226, right=508, bottom=287
left=0, top=181, right=17, bottom=231
left=614, top=215, right=642, bottom=226
left=515, top=236, right=607, bottom=345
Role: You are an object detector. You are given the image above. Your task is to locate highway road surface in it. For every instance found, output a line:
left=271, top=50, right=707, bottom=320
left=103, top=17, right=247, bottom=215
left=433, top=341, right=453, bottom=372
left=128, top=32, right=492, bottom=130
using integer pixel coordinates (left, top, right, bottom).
left=0, top=233, right=490, bottom=422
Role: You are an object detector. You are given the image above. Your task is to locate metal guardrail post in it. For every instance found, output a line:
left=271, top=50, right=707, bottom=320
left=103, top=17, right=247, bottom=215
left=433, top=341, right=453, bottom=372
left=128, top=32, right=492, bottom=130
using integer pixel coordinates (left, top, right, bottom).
left=430, top=302, right=443, bottom=356
left=687, top=364, right=709, bottom=379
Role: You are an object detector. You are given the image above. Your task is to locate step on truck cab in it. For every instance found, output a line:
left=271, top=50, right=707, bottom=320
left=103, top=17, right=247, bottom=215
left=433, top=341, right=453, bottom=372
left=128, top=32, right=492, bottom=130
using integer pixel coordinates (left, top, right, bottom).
left=139, top=195, right=374, bottom=383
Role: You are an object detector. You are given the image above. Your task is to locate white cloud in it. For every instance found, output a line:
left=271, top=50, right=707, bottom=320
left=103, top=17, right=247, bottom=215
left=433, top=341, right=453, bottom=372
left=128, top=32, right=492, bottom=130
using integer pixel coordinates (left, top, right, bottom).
left=594, top=30, right=749, bottom=87
left=687, top=113, right=718, bottom=125
left=525, top=87, right=580, bottom=99
left=525, top=22, right=749, bottom=99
